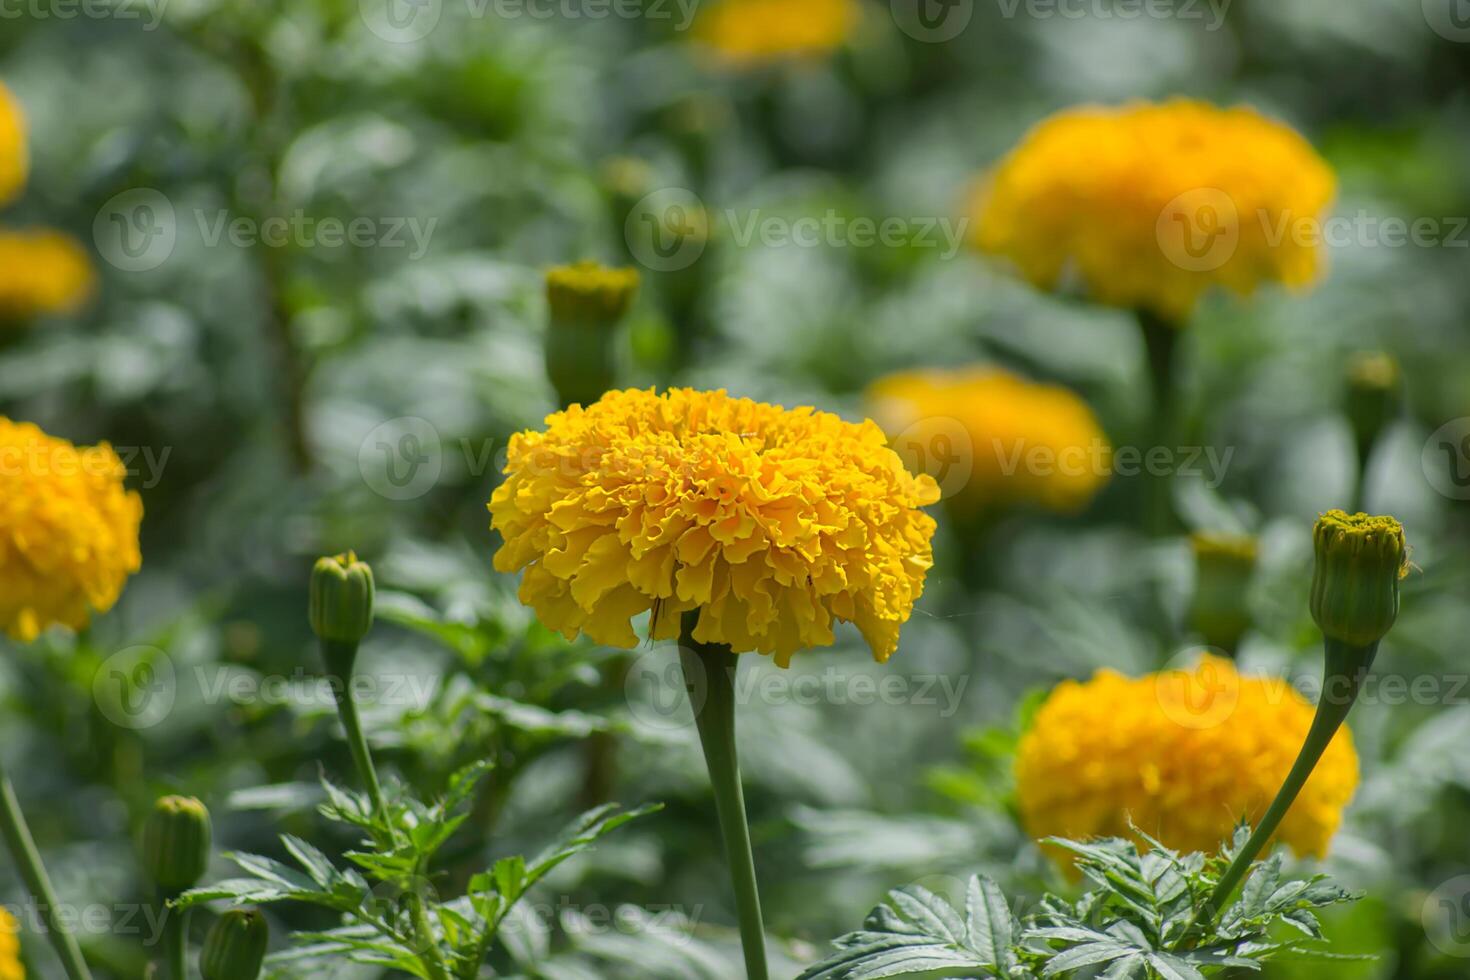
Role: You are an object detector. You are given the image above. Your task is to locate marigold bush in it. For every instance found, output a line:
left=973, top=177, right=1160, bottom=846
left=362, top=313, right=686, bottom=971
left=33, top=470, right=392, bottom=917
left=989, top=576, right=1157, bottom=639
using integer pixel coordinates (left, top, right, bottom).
left=867, top=366, right=1110, bottom=513
left=489, top=387, right=939, bottom=664
left=1015, top=655, right=1359, bottom=861
left=0, top=229, right=95, bottom=321
left=970, top=99, right=1336, bottom=321
left=694, top=0, right=860, bottom=67
left=0, top=81, right=24, bottom=206
left=0, top=418, right=143, bottom=641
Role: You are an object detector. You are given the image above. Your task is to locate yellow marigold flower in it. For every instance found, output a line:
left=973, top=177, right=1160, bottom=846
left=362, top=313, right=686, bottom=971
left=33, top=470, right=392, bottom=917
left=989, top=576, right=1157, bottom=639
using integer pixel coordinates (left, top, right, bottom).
left=970, top=100, right=1336, bottom=321
left=0, top=907, right=21, bottom=980
left=0, top=418, right=143, bottom=641
left=0, top=81, right=25, bottom=207
left=867, top=366, right=1110, bottom=513
left=489, top=388, right=940, bottom=665
left=0, top=229, right=97, bottom=322
left=694, top=0, right=860, bottom=67
left=1016, top=655, right=1359, bottom=862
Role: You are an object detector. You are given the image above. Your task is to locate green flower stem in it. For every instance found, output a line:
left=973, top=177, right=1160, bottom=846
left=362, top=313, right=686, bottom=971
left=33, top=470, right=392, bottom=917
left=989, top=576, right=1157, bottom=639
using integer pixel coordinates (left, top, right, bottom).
left=1191, top=637, right=1376, bottom=936
left=320, top=640, right=450, bottom=980
left=163, top=902, right=188, bottom=980
left=1137, top=308, right=1182, bottom=537
left=321, top=639, right=389, bottom=820
left=679, top=619, right=769, bottom=980
left=0, top=762, right=93, bottom=980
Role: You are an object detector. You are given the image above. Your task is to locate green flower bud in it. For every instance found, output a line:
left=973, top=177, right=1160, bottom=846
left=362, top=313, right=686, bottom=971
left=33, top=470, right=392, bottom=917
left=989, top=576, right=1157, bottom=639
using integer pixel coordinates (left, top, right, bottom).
left=544, top=261, right=640, bottom=409
left=200, top=909, right=269, bottom=980
left=1310, top=510, right=1408, bottom=647
left=1188, top=532, right=1258, bottom=652
left=309, top=552, right=375, bottom=646
left=140, top=796, right=212, bottom=893
left=1345, top=351, right=1400, bottom=461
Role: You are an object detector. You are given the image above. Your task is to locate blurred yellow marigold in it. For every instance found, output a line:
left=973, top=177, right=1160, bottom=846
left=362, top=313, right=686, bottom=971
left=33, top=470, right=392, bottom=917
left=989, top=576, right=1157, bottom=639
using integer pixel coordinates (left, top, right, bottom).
left=867, top=366, right=1110, bottom=513
left=0, top=82, right=25, bottom=207
left=0, top=419, right=143, bottom=641
left=970, top=100, right=1336, bottom=321
left=694, top=0, right=860, bottom=67
left=0, top=907, right=20, bottom=980
left=1016, top=655, right=1358, bottom=862
left=0, top=230, right=97, bottom=321
left=489, top=387, right=940, bottom=665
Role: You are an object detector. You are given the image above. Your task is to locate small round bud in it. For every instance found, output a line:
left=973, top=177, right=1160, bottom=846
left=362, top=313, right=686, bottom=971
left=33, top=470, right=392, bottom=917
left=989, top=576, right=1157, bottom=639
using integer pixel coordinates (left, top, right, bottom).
left=309, top=552, right=375, bottom=646
left=1310, top=510, right=1408, bottom=647
left=1345, top=351, right=1400, bottom=459
left=1188, top=532, right=1258, bottom=652
left=140, top=796, right=212, bottom=893
left=545, top=261, right=640, bottom=326
left=200, top=909, right=269, bottom=980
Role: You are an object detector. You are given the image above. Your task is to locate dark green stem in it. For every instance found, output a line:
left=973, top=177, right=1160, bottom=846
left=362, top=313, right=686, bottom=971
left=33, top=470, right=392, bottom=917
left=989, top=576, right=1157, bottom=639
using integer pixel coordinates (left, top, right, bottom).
left=0, top=763, right=94, bottom=980
left=1138, top=308, right=1182, bottom=536
left=679, top=617, right=769, bottom=980
left=163, top=901, right=188, bottom=980
left=1183, top=637, right=1376, bottom=941
left=321, top=639, right=388, bottom=820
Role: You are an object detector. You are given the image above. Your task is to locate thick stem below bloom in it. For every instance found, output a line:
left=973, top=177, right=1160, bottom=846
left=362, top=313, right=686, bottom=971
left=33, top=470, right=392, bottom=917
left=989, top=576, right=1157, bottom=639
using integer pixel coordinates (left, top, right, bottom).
left=0, top=762, right=94, bottom=980
left=163, top=901, right=188, bottom=980
left=678, top=618, right=769, bottom=980
left=321, top=639, right=389, bottom=821
left=1186, top=637, right=1376, bottom=941
left=1137, top=308, right=1182, bottom=537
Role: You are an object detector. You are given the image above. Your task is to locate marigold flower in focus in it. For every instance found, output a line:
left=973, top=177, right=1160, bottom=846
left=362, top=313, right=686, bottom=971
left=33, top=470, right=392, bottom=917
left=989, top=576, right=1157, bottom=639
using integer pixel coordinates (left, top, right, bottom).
left=0, top=82, right=25, bottom=207
left=867, top=366, right=1110, bottom=514
left=489, top=387, right=940, bottom=665
left=1015, top=655, right=1359, bottom=862
left=0, top=229, right=97, bottom=322
left=694, top=0, right=861, bottom=67
left=0, top=907, right=21, bottom=980
left=969, top=100, right=1336, bottom=321
left=0, top=418, right=143, bottom=641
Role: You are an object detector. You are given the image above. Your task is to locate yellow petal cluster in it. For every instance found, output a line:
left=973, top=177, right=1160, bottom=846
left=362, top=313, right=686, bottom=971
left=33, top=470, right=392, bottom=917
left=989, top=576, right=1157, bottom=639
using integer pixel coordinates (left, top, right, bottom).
left=867, top=366, right=1110, bottom=513
left=970, top=100, right=1336, bottom=321
left=694, top=0, right=860, bottom=67
left=0, top=230, right=96, bottom=322
left=489, top=388, right=940, bottom=665
left=0, top=82, right=25, bottom=207
left=0, top=418, right=143, bottom=641
left=1016, top=655, right=1359, bottom=861
left=0, top=907, right=20, bottom=980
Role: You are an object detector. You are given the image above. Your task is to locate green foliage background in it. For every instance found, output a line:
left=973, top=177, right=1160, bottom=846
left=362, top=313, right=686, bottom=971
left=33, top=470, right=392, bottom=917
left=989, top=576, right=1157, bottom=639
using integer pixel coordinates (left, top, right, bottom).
left=2, top=0, right=1470, bottom=976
